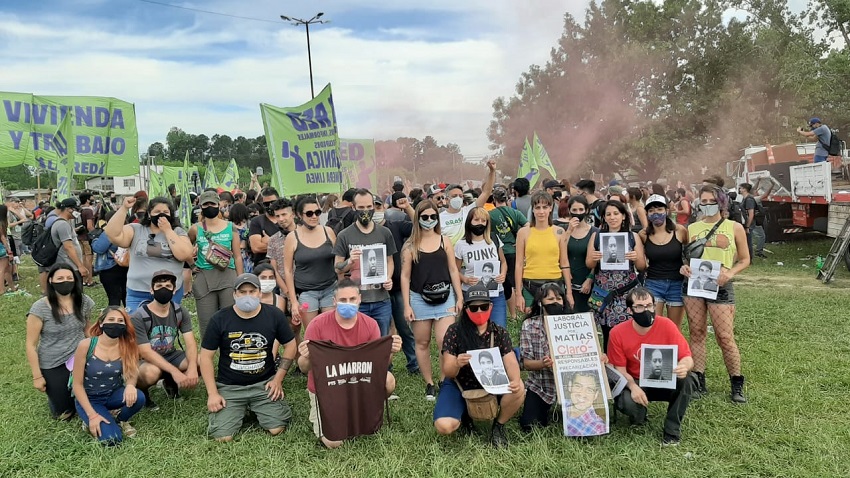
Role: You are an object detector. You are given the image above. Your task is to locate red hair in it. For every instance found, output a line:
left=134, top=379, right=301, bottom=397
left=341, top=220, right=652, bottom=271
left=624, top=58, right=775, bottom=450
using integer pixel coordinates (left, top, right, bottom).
left=88, top=307, right=139, bottom=382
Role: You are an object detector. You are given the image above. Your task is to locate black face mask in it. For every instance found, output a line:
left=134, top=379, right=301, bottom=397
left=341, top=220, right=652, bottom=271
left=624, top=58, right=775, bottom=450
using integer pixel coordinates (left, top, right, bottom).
left=153, top=287, right=174, bottom=305
left=150, top=214, right=171, bottom=226
left=357, top=209, right=375, bottom=226
left=101, top=323, right=127, bottom=339
left=202, top=207, right=220, bottom=219
left=53, top=281, right=75, bottom=296
left=543, top=303, right=567, bottom=316
left=469, top=224, right=488, bottom=236
left=632, top=310, right=655, bottom=328
left=572, top=213, right=587, bottom=222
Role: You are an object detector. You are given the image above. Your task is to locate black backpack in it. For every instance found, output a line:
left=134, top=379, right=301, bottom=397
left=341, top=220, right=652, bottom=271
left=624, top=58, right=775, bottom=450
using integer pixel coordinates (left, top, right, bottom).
left=136, top=302, right=187, bottom=349
left=326, top=208, right=353, bottom=235
left=32, top=219, right=62, bottom=267
left=728, top=200, right=745, bottom=225
left=753, top=198, right=766, bottom=226
left=22, top=215, right=45, bottom=246
left=818, top=128, right=842, bottom=156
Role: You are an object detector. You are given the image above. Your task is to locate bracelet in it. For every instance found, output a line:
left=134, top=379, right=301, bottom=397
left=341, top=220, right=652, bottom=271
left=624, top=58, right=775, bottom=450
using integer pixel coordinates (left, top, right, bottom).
left=560, top=266, right=570, bottom=269
left=33, top=376, right=43, bottom=380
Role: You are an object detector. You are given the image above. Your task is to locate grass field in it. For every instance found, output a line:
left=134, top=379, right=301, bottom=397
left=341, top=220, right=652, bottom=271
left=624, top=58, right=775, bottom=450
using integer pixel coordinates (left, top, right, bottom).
left=1, top=236, right=849, bottom=478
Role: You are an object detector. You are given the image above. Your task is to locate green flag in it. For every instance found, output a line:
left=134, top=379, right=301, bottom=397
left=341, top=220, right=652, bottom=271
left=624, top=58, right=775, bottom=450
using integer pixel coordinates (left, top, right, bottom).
left=261, top=83, right=341, bottom=196
left=50, top=110, right=75, bottom=198
left=219, top=159, right=239, bottom=190
left=148, top=159, right=165, bottom=197
left=533, top=132, right=557, bottom=180
left=517, top=137, right=539, bottom=188
left=178, top=152, right=193, bottom=228
left=204, top=158, right=219, bottom=190
left=1, top=92, right=138, bottom=176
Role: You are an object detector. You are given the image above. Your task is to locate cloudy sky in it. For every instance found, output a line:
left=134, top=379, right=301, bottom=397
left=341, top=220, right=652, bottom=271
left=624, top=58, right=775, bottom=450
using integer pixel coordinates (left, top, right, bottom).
left=1, top=0, right=812, bottom=159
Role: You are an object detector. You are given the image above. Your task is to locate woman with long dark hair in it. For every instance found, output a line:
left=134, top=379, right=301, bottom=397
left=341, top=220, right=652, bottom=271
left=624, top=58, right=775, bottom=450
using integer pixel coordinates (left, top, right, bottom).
left=189, top=190, right=243, bottom=337
left=639, top=195, right=688, bottom=328
left=564, top=195, right=596, bottom=313
left=401, top=200, right=463, bottom=401
left=25, top=264, right=95, bottom=419
left=586, top=200, right=647, bottom=349
left=434, top=283, right=524, bottom=448
left=681, top=185, right=750, bottom=403
left=284, top=196, right=339, bottom=330
left=514, top=191, right=574, bottom=312
left=72, top=307, right=144, bottom=445
left=105, top=196, right=193, bottom=312
left=454, top=207, right=509, bottom=328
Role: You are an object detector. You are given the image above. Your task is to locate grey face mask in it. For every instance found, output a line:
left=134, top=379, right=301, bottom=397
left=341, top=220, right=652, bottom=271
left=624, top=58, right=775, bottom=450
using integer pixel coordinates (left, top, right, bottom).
left=234, top=295, right=260, bottom=312
left=449, top=196, right=464, bottom=210
left=699, top=203, right=720, bottom=217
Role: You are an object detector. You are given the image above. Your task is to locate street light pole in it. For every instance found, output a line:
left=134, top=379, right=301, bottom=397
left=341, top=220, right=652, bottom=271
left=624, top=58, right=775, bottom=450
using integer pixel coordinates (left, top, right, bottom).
left=281, top=12, right=329, bottom=99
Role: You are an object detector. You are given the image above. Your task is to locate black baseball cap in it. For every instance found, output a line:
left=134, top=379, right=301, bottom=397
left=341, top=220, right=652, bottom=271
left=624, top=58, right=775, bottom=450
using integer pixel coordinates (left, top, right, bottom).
left=58, top=197, right=79, bottom=209
left=464, top=282, right=490, bottom=303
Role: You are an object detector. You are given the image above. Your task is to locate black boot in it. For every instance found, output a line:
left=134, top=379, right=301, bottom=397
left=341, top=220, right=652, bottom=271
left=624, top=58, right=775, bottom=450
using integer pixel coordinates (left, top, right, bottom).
left=730, top=375, right=747, bottom=404
left=489, top=419, right=509, bottom=448
left=693, top=371, right=708, bottom=398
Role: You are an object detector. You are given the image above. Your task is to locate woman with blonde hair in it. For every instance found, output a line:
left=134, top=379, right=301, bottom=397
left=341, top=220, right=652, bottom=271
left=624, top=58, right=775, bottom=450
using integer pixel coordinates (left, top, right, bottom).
left=71, top=306, right=145, bottom=445
left=401, top=200, right=463, bottom=401
left=454, top=207, right=509, bottom=327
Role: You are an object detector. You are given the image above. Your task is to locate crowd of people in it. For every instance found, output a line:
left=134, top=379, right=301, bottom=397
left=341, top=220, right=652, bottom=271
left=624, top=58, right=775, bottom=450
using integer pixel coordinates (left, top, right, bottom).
left=15, top=160, right=759, bottom=448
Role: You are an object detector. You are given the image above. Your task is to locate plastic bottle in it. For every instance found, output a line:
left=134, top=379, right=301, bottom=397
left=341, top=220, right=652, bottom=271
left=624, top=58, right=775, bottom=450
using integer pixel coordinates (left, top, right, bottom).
left=816, top=255, right=824, bottom=272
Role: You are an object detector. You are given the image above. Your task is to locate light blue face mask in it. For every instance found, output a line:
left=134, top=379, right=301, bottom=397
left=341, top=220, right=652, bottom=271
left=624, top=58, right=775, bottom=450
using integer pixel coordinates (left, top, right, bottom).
left=235, top=295, right=260, bottom=312
left=336, top=302, right=359, bottom=320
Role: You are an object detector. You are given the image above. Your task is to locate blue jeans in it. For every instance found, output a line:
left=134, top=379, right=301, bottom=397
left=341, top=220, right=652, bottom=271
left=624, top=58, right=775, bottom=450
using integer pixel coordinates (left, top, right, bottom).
left=490, top=292, right=507, bottom=329
left=390, top=289, right=418, bottom=373
left=359, top=298, right=392, bottom=337
left=75, top=386, right=146, bottom=445
left=126, top=286, right=184, bottom=314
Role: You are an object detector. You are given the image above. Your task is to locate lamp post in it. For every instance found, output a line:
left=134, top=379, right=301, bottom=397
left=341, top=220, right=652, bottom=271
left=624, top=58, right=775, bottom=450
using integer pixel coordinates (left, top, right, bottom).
left=280, top=12, right=329, bottom=99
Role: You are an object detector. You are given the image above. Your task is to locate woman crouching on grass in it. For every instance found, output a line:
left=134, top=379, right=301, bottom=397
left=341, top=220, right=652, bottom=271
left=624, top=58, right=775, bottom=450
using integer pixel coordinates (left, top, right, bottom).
left=72, top=306, right=145, bottom=445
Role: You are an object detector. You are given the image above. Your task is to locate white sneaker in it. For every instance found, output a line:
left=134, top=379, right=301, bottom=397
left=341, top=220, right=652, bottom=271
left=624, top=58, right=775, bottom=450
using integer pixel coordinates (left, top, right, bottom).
left=388, top=394, right=400, bottom=401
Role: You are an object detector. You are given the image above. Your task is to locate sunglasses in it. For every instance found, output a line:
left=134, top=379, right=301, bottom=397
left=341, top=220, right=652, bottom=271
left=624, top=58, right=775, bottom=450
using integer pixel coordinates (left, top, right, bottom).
left=302, top=210, right=320, bottom=218
left=420, top=213, right=439, bottom=221
left=262, top=201, right=274, bottom=207
left=468, top=303, right=491, bottom=313
left=433, top=196, right=445, bottom=201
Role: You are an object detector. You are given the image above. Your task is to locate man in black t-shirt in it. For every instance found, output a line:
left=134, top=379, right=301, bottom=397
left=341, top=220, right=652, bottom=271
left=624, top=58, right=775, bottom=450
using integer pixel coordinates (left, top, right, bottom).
left=200, top=273, right=297, bottom=441
left=249, top=187, right=282, bottom=263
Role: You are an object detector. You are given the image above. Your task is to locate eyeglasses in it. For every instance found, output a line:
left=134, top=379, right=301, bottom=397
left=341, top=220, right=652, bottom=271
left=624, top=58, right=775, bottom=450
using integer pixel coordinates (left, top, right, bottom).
left=468, top=303, right=491, bottom=312
left=420, top=214, right=439, bottom=221
left=631, top=304, right=656, bottom=313
left=302, top=210, right=320, bottom=218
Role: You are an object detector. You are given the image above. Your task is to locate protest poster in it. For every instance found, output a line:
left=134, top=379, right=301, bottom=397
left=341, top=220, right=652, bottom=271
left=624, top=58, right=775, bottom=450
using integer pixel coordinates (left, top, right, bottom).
left=0, top=92, right=138, bottom=176
left=688, top=258, right=721, bottom=300
left=359, top=244, right=388, bottom=286
left=639, top=344, right=678, bottom=390
left=468, top=347, right=510, bottom=394
left=261, top=83, right=341, bottom=196
left=473, top=261, right=500, bottom=297
left=339, top=138, right=377, bottom=193
left=599, top=232, right=630, bottom=271
left=544, top=312, right=610, bottom=437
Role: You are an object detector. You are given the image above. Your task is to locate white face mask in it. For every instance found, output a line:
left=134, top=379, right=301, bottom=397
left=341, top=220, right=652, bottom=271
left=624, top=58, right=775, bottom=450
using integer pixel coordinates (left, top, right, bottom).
left=259, top=279, right=276, bottom=294
left=371, top=211, right=385, bottom=224
left=449, top=196, right=464, bottom=210
left=72, top=211, right=81, bottom=219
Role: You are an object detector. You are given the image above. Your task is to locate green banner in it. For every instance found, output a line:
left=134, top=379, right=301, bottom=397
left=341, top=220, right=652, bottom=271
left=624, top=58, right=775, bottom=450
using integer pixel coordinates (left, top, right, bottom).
left=0, top=92, right=139, bottom=176
left=517, top=137, right=539, bottom=188
left=204, top=158, right=219, bottom=189
left=219, top=158, right=239, bottom=190
left=261, top=83, right=341, bottom=196
left=533, top=132, right=557, bottom=180
left=51, top=110, right=75, bottom=198
left=339, top=138, right=377, bottom=193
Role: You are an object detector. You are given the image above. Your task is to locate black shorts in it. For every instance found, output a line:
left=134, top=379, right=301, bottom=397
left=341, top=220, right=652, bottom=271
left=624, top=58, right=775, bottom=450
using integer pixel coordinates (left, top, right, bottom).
left=8, top=237, right=17, bottom=257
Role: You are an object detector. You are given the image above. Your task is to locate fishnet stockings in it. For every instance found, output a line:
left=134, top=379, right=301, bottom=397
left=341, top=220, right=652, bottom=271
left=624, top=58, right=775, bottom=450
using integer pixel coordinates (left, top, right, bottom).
left=684, top=298, right=741, bottom=376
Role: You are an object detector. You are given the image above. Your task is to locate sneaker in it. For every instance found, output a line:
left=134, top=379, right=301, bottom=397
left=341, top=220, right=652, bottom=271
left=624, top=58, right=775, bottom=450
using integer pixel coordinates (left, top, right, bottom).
left=693, top=371, right=708, bottom=398
left=162, top=374, right=180, bottom=399
left=489, top=419, right=509, bottom=448
left=425, top=383, right=436, bottom=401
left=730, top=375, right=747, bottom=404
left=661, top=433, right=680, bottom=447
left=120, top=421, right=137, bottom=438
left=459, top=413, right=475, bottom=435
left=143, top=390, right=159, bottom=411
left=388, top=394, right=400, bottom=401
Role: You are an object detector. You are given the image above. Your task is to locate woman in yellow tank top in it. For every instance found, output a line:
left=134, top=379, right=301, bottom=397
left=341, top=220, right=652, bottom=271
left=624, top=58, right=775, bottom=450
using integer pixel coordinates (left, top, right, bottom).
left=680, top=184, right=750, bottom=404
left=514, top=191, right=573, bottom=312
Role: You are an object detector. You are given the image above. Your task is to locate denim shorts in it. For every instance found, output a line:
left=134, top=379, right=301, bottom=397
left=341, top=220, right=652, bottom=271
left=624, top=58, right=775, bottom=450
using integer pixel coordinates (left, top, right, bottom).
left=297, top=282, right=337, bottom=313
left=682, top=280, right=735, bottom=305
left=410, top=290, right=457, bottom=321
left=644, top=279, right=684, bottom=307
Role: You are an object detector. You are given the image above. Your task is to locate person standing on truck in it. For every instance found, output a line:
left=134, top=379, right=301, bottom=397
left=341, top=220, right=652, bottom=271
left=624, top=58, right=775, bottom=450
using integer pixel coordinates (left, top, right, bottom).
left=797, top=118, right=831, bottom=163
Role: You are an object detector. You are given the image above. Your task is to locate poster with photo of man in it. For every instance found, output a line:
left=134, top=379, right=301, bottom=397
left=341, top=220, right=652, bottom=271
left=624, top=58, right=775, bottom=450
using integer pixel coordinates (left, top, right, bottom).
left=638, top=344, right=678, bottom=390
left=599, top=232, right=629, bottom=271
left=474, top=261, right=501, bottom=297
left=359, top=244, right=388, bottom=286
left=688, top=258, right=721, bottom=300
left=560, top=369, right=608, bottom=437
left=468, top=347, right=510, bottom=394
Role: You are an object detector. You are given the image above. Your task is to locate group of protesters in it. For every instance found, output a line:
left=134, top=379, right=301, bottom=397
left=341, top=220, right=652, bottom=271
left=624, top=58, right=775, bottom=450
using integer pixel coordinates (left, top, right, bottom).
left=21, top=159, right=755, bottom=448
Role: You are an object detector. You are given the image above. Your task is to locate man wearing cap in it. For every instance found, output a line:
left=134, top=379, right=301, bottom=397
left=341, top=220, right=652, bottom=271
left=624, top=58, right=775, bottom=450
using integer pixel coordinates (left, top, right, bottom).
left=575, top=180, right=606, bottom=227
left=440, top=159, right=497, bottom=244
left=426, top=185, right=446, bottom=210
left=132, top=270, right=199, bottom=407
left=43, top=198, right=90, bottom=288
left=797, top=118, right=832, bottom=163
left=200, top=273, right=296, bottom=442
left=333, top=189, right=397, bottom=336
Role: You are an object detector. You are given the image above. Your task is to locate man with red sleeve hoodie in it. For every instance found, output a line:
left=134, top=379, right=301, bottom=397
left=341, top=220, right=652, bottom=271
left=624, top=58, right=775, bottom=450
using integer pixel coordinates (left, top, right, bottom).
left=607, top=286, right=696, bottom=446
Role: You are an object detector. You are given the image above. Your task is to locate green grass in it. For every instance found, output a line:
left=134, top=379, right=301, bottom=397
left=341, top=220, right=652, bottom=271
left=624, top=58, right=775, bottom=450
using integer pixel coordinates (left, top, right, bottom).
left=2, top=237, right=849, bottom=478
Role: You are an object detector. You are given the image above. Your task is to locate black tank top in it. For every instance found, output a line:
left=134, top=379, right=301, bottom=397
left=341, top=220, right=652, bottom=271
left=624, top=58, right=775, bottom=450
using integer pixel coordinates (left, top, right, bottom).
left=293, top=227, right=337, bottom=292
left=645, top=233, right=684, bottom=280
left=410, top=238, right=451, bottom=294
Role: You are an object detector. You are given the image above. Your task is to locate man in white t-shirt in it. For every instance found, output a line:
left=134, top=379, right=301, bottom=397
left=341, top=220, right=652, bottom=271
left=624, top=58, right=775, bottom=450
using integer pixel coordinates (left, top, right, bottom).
left=440, top=159, right=497, bottom=244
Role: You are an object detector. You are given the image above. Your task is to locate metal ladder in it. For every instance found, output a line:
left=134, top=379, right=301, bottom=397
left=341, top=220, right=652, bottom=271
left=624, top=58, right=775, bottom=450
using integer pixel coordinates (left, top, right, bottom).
left=818, top=216, right=850, bottom=283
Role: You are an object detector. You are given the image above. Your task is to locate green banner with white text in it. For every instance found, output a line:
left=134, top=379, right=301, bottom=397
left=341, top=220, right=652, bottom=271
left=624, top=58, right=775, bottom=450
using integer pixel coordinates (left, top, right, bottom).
left=339, top=138, right=377, bottom=193
left=261, top=83, right=341, bottom=196
left=0, top=92, right=139, bottom=176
